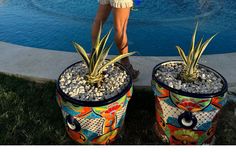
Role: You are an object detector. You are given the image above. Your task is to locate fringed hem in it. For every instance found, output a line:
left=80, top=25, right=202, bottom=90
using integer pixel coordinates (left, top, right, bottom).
left=98, top=0, right=133, bottom=8
left=110, top=0, right=133, bottom=8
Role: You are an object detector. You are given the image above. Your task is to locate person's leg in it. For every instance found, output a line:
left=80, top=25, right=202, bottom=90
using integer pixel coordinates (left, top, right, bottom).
left=92, top=4, right=112, bottom=47
left=112, top=7, right=130, bottom=65
left=112, top=7, right=139, bottom=80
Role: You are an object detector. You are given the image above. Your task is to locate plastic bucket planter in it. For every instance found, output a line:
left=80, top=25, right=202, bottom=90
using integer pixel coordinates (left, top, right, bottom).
left=151, top=60, right=228, bottom=145
left=56, top=61, right=133, bottom=144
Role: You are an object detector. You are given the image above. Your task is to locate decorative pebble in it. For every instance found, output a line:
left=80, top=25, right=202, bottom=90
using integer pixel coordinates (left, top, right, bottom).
left=155, top=62, right=224, bottom=94
left=59, top=62, right=130, bottom=101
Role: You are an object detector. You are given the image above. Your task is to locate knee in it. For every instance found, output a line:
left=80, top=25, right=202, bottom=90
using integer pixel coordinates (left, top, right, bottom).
left=114, top=25, right=126, bottom=37
left=114, top=26, right=127, bottom=43
left=93, top=19, right=102, bottom=27
left=93, top=16, right=107, bottom=26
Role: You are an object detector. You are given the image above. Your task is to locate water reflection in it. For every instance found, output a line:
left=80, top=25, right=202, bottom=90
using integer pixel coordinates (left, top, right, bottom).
left=0, top=0, right=7, bottom=5
left=0, top=0, right=235, bottom=55
left=29, top=0, right=220, bottom=23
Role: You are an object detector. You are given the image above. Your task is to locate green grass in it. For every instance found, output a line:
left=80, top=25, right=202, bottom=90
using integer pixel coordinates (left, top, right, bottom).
left=0, top=73, right=236, bottom=145
left=0, top=73, right=75, bottom=144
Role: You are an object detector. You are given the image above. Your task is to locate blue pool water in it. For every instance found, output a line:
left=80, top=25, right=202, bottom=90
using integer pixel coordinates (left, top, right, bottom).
left=0, top=0, right=235, bottom=56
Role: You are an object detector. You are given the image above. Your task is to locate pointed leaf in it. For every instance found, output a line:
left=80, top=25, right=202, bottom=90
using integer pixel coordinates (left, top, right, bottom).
left=90, top=42, right=113, bottom=76
left=176, top=46, right=187, bottom=65
left=89, top=50, right=97, bottom=74
left=92, top=23, right=102, bottom=62
left=89, top=41, right=101, bottom=73
left=94, top=23, right=102, bottom=49
left=98, top=52, right=136, bottom=74
left=99, top=42, right=113, bottom=64
left=193, top=33, right=217, bottom=69
left=188, top=60, right=196, bottom=75
left=97, top=28, right=113, bottom=56
left=188, top=22, right=199, bottom=64
left=191, top=37, right=203, bottom=70
left=73, top=42, right=90, bottom=67
left=90, top=27, right=112, bottom=74
left=200, top=33, right=217, bottom=55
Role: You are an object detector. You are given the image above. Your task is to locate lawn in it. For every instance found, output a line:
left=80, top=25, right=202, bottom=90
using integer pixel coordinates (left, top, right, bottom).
left=0, top=73, right=236, bottom=145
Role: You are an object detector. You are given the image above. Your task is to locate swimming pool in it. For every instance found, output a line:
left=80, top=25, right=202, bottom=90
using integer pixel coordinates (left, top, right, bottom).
left=0, top=0, right=235, bottom=56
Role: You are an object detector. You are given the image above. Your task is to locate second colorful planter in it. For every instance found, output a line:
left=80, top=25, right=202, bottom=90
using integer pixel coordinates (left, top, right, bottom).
left=151, top=61, right=228, bottom=145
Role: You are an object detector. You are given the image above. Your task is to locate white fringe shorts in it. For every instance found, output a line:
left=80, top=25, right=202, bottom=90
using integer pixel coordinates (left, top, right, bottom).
left=98, top=0, right=133, bottom=8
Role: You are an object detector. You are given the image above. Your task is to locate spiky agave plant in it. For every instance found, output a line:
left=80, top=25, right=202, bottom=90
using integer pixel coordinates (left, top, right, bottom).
left=73, top=25, right=135, bottom=85
left=176, top=22, right=217, bottom=82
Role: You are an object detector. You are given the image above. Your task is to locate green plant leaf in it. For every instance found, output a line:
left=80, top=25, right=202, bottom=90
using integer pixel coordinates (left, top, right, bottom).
left=74, top=26, right=132, bottom=85
left=89, top=49, right=98, bottom=74
left=98, top=28, right=113, bottom=57
left=176, top=46, right=187, bottom=65
left=188, top=22, right=199, bottom=65
left=99, top=42, right=114, bottom=64
left=175, top=21, right=218, bottom=82
left=186, top=37, right=203, bottom=76
left=90, top=42, right=113, bottom=76
left=191, top=37, right=203, bottom=71
left=200, top=33, right=217, bottom=55
left=73, top=42, right=90, bottom=67
left=194, top=33, right=217, bottom=68
left=98, top=52, right=136, bottom=74
left=90, top=23, right=103, bottom=68
left=94, top=23, right=102, bottom=50
left=90, top=27, right=112, bottom=74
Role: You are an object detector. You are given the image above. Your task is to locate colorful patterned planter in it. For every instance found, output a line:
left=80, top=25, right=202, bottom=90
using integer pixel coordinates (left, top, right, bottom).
left=151, top=61, right=228, bottom=145
left=56, top=61, right=133, bottom=144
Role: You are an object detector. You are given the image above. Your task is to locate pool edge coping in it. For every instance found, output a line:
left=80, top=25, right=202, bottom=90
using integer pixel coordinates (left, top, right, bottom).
left=1, top=41, right=236, bottom=91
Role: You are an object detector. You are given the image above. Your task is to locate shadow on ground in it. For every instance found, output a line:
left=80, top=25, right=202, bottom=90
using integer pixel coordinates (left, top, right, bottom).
left=0, top=73, right=235, bottom=145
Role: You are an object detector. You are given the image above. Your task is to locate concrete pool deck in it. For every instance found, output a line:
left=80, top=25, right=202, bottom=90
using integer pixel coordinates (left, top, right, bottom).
left=1, top=41, right=236, bottom=91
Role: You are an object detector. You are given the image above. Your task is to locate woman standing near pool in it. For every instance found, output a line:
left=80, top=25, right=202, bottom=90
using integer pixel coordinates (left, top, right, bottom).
left=92, top=0, right=139, bottom=81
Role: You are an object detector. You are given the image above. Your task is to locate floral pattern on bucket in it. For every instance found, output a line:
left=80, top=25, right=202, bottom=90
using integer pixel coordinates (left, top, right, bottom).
left=152, top=81, right=227, bottom=144
left=56, top=87, right=133, bottom=144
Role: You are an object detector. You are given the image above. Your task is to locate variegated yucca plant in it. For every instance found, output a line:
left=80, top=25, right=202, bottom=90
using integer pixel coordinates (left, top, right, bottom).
left=176, top=22, right=217, bottom=82
left=73, top=25, right=135, bottom=85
